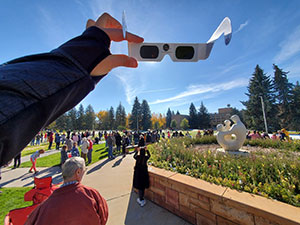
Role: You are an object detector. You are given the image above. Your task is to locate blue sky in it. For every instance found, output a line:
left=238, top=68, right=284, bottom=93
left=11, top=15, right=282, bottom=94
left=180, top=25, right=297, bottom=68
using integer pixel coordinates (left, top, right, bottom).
left=1, top=0, right=300, bottom=115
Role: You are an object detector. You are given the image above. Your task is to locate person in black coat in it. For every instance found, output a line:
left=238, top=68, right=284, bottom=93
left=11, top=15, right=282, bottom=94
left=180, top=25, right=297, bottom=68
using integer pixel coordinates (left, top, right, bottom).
left=133, top=147, right=150, bottom=207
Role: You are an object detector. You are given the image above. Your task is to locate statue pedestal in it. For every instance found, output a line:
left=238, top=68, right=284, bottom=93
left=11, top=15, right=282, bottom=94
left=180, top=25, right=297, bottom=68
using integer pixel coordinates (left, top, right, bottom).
left=217, top=148, right=250, bottom=156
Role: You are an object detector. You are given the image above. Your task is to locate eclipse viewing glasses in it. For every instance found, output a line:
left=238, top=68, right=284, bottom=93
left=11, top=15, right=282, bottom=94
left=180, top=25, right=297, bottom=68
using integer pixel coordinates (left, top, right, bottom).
left=125, top=16, right=232, bottom=62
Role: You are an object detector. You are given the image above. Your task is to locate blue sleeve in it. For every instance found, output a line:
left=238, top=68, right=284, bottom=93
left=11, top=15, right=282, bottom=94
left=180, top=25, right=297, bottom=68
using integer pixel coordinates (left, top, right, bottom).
left=0, top=26, right=111, bottom=166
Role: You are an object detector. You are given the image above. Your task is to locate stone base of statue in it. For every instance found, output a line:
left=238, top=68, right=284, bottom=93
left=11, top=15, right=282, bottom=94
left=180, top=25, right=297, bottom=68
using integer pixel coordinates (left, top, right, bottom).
left=216, top=148, right=250, bottom=156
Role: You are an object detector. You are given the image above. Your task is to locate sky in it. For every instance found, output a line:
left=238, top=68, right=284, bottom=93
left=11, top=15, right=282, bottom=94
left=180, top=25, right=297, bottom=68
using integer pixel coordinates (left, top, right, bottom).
left=1, top=0, right=300, bottom=115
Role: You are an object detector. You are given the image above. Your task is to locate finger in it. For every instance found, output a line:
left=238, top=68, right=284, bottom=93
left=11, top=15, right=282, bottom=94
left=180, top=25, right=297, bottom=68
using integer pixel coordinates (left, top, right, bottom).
left=86, top=19, right=96, bottom=29
left=90, top=55, right=138, bottom=76
left=103, top=28, right=144, bottom=43
left=96, top=12, right=122, bottom=29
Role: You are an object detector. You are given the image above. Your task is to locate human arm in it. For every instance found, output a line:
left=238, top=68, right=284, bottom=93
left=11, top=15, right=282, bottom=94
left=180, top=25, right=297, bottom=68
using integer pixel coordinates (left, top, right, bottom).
left=0, top=13, right=143, bottom=166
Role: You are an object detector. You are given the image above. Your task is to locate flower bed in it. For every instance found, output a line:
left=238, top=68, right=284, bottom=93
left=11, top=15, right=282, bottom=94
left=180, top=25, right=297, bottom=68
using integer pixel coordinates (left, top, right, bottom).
left=148, top=137, right=300, bottom=207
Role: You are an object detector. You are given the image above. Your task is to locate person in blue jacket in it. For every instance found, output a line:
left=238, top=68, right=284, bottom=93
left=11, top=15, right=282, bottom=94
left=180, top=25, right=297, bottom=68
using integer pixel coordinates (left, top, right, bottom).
left=0, top=13, right=144, bottom=166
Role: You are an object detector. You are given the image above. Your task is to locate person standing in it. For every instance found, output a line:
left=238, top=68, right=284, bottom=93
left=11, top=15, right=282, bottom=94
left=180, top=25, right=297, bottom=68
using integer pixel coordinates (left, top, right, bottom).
left=133, top=147, right=151, bottom=207
left=13, top=153, right=21, bottom=169
left=55, top=132, right=61, bottom=150
left=87, top=137, right=93, bottom=164
left=29, top=149, right=45, bottom=174
left=81, top=137, right=89, bottom=163
left=48, top=131, right=53, bottom=150
left=71, top=142, right=80, bottom=157
left=60, top=145, right=68, bottom=166
left=115, top=132, right=122, bottom=154
left=106, top=133, right=114, bottom=160
left=25, top=157, right=108, bottom=225
left=66, top=138, right=73, bottom=152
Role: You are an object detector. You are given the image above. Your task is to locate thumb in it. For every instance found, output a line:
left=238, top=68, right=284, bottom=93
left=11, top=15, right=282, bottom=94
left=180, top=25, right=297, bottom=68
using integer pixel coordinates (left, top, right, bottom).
left=90, top=54, right=138, bottom=76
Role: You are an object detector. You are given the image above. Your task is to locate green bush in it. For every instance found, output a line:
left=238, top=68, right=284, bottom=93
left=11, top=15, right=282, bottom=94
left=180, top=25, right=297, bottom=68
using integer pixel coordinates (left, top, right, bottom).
left=148, top=137, right=300, bottom=207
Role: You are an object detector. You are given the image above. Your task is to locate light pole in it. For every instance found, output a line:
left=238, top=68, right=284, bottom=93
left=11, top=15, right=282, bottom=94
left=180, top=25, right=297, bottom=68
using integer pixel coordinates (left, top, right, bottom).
left=260, top=96, right=268, bottom=134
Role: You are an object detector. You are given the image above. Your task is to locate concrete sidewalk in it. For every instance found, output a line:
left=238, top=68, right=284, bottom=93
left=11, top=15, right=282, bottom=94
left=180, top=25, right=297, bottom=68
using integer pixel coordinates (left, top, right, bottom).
left=0, top=154, right=190, bottom=225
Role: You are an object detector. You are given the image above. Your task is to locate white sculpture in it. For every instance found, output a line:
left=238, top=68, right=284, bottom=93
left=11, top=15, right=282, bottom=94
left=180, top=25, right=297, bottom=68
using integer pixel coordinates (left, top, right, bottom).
left=216, top=115, right=247, bottom=151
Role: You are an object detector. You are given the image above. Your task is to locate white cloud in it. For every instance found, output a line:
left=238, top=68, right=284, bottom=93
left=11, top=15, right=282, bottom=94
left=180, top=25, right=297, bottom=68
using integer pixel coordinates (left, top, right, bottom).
left=274, top=25, right=300, bottom=63
left=149, top=78, right=248, bottom=105
left=234, top=20, right=249, bottom=34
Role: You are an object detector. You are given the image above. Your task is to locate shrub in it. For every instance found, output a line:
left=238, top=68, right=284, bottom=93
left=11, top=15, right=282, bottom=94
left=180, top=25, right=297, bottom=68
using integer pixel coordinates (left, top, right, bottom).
left=148, top=137, right=300, bottom=207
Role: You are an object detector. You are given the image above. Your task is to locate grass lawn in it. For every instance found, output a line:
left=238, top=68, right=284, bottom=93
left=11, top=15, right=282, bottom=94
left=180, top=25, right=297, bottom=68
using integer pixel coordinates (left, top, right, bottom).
left=19, top=143, right=108, bottom=168
left=0, top=187, right=33, bottom=223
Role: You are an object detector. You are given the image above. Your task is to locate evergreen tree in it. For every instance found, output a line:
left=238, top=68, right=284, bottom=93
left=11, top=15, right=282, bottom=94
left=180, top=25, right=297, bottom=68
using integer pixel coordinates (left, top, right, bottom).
left=290, top=81, right=300, bottom=130
left=108, top=107, right=115, bottom=130
left=273, top=64, right=293, bottom=128
left=180, top=118, right=189, bottom=130
left=141, top=100, right=152, bottom=130
left=68, top=108, right=77, bottom=130
left=198, top=102, right=210, bottom=129
left=176, top=110, right=180, bottom=115
left=129, top=97, right=141, bottom=130
left=55, top=113, right=68, bottom=131
left=230, top=107, right=245, bottom=124
left=115, top=102, right=126, bottom=130
left=242, top=65, right=278, bottom=131
left=166, top=108, right=172, bottom=128
left=77, top=104, right=85, bottom=130
left=189, top=103, right=198, bottom=129
left=170, top=119, right=177, bottom=129
left=85, top=104, right=95, bottom=130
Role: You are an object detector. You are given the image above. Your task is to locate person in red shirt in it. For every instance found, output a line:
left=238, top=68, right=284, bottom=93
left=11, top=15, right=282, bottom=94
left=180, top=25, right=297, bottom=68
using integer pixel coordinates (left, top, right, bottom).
left=25, top=157, right=108, bottom=225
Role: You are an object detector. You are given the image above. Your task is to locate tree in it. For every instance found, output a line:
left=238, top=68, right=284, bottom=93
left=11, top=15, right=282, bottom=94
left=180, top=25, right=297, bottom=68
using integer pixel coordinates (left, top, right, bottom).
left=242, top=65, right=278, bottom=131
left=115, top=102, right=126, bottom=130
left=108, top=107, right=115, bottom=129
left=198, top=102, right=210, bottom=129
left=151, top=113, right=166, bottom=129
left=189, top=103, right=198, bottom=129
left=76, top=104, right=85, bottom=130
left=176, top=110, right=180, bottom=115
left=55, top=113, right=69, bottom=131
left=273, top=64, right=293, bottom=128
left=290, top=81, right=300, bottom=130
left=170, top=119, right=177, bottom=130
left=230, top=107, right=244, bottom=124
left=166, top=108, right=172, bottom=128
left=85, top=104, right=95, bottom=130
left=96, top=110, right=109, bottom=130
left=129, top=97, right=141, bottom=130
left=141, top=100, right=152, bottom=130
left=180, top=118, right=189, bottom=130
left=68, top=108, right=77, bottom=130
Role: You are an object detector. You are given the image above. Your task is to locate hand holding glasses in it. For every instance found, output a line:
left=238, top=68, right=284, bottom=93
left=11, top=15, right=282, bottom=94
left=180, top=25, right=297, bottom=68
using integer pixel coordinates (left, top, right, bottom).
left=125, top=17, right=232, bottom=62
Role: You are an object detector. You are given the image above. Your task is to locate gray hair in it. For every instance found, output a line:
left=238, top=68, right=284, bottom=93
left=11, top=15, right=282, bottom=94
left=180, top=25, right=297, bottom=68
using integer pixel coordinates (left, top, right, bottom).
left=62, top=157, right=85, bottom=180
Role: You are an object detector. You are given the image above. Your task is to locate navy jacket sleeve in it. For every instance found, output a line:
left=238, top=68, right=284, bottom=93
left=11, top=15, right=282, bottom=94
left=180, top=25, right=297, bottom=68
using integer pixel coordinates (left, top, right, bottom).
left=0, top=26, right=111, bottom=166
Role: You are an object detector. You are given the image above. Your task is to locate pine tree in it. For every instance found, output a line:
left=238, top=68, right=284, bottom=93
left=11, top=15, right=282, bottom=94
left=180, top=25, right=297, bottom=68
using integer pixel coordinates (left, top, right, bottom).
left=189, top=103, right=198, bottom=129
left=166, top=108, right=172, bottom=128
left=290, top=81, right=300, bottom=130
left=77, top=104, right=85, bottom=130
left=242, top=65, right=278, bottom=131
left=129, top=97, right=141, bottom=130
left=272, top=64, right=293, bottom=129
left=230, top=107, right=244, bottom=124
left=141, top=100, right=152, bottom=130
left=85, top=104, right=95, bottom=130
left=55, top=113, right=68, bottom=131
left=176, top=110, right=180, bottom=115
left=68, top=108, right=77, bottom=130
left=198, top=102, right=210, bottom=129
left=115, top=102, right=126, bottom=130
left=108, top=107, right=115, bottom=130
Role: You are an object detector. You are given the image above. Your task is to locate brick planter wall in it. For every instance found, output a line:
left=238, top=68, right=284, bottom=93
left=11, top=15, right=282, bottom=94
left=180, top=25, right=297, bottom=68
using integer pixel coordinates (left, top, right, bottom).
left=144, top=166, right=300, bottom=225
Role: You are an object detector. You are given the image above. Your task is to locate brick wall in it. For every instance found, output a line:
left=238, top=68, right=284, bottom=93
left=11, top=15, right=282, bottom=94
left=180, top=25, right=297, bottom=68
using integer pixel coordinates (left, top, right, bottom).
left=144, top=166, right=300, bottom=225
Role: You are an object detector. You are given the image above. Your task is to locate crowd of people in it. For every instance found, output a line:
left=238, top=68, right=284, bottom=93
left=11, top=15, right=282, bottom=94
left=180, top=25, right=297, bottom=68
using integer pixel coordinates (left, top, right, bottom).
left=246, top=128, right=290, bottom=141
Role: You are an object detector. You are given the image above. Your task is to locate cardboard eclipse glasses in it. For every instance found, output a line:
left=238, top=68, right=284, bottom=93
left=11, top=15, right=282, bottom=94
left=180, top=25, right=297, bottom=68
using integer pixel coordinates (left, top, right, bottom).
left=127, top=17, right=232, bottom=62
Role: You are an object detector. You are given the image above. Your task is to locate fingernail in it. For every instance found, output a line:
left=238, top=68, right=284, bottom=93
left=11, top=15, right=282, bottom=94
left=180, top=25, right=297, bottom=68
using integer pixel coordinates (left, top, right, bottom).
left=129, top=58, right=137, bottom=67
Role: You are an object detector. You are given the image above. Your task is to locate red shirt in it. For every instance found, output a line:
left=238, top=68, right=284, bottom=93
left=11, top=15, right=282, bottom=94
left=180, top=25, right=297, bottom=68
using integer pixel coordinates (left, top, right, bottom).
left=25, top=183, right=108, bottom=225
left=88, top=139, right=93, bottom=150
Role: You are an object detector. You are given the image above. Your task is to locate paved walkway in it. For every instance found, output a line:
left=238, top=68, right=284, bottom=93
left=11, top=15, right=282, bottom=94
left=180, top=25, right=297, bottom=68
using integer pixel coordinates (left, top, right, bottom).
left=0, top=153, right=190, bottom=225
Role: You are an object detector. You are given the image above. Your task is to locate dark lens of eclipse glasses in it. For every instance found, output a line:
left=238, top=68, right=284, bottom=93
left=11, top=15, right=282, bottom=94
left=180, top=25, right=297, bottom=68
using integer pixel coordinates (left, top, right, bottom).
left=175, top=46, right=195, bottom=59
left=140, top=46, right=159, bottom=59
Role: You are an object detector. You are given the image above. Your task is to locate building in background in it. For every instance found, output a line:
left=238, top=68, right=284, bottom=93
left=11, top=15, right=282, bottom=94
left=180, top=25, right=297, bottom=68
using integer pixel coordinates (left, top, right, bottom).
left=210, top=106, right=233, bottom=127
